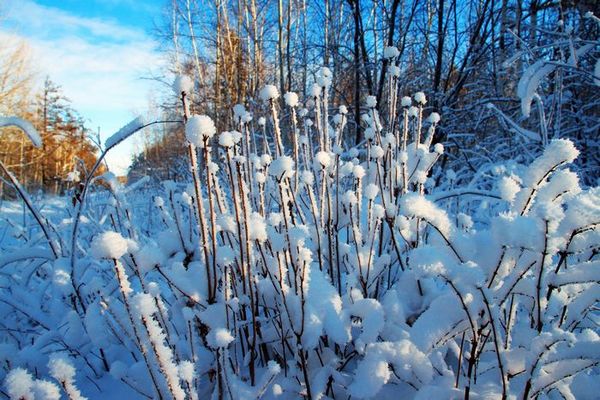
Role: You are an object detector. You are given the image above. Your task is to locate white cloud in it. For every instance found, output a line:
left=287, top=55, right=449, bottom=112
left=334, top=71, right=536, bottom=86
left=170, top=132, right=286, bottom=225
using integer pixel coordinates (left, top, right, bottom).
left=3, top=0, right=146, bottom=42
left=1, top=0, right=168, bottom=175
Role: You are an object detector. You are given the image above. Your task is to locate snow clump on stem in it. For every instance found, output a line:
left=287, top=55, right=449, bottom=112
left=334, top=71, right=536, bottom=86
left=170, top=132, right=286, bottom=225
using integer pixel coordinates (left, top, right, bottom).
left=185, top=115, right=216, bottom=146
left=90, top=231, right=128, bottom=260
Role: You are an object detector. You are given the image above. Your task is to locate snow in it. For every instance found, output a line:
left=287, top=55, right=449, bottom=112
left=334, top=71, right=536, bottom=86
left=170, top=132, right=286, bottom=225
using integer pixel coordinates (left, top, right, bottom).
left=518, top=45, right=592, bottom=117
left=317, top=66, right=333, bottom=87
left=66, top=170, right=80, bottom=182
left=132, top=292, right=156, bottom=316
left=32, top=380, right=61, bottom=400
left=269, top=156, right=295, bottom=179
left=4, top=368, right=34, bottom=400
left=517, top=60, right=555, bottom=117
left=218, top=131, right=235, bottom=147
left=90, top=231, right=129, bottom=260
left=48, top=356, right=76, bottom=381
left=178, top=361, right=196, bottom=382
left=498, top=176, right=521, bottom=202
left=172, top=74, right=194, bottom=95
left=400, top=194, right=452, bottom=237
left=343, top=190, right=358, bottom=205
left=232, top=103, right=246, bottom=119
left=185, top=114, right=216, bottom=146
left=414, top=91, right=427, bottom=105
left=48, top=357, right=87, bottom=400
left=365, top=95, right=377, bottom=108
left=260, top=84, right=279, bottom=101
left=401, top=96, right=412, bottom=107
left=353, top=164, right=365, bottom=179
left=248, top=212, right=268, bottom=242
left=315, top=151, right=332, bottom=168
left=104, top=116, right=146, bottom=149
left=408, top=105, right=419, bottom=117
left=372, top=145, right=386, bottom=159
left=383, top=46, right=400, bottom=59
left=283, top=91, right=299, bottom=107
left=207, top=328, right=234, bottom=348
left=0, top=116, right=42, bottom=147
left=350, top=298, right=385, bottom=347
left=521, top=139, right=579, bottom=188
left=428, top=112, right=441, bottom=124
left=300, top=170, right=314, bottom=185
left=272, top=383, right=283, bottom=396
left=364, top=183, right=379, bottom=200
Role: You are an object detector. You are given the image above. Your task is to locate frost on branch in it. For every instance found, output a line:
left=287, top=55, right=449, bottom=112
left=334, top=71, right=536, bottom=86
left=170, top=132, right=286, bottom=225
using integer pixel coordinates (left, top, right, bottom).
left=104, top=116, right=146, bottom=149
left=0, top=116, right=42, bottom=147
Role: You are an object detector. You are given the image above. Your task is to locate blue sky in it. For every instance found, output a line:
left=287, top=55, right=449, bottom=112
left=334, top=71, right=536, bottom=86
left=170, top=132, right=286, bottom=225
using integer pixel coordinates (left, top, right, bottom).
left=1, top=0, right=167, bottom=175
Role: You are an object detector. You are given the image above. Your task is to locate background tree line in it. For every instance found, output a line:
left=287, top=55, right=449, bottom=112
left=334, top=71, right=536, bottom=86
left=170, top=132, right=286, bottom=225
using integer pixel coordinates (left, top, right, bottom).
left=131, top=0, right=599, bottom=186
left=0, top=40, right=101, bottom=198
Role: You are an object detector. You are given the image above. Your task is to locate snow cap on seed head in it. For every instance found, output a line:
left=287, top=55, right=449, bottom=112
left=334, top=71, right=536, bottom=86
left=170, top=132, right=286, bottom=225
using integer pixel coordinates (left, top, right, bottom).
left=173, top=75, right=193, bottom=95
left=365, top=95, right=377, bottom=108
left=260, top=85, right=279, bottom=102
left=261, top=153, right=272, bottom=166
left=301, top=170, right=314, bottom=185
left=408, top=106, right=419, bottom=118
left=315, top=151, right=332, bottom=169
left=91, top=231, right=128, bottom=260
left=317, top=67, right=333, bottom=87
left=353, top=165, right=365, bottom=179
left=219, top=131, right=235, bottom=148
left=401, top=96, right=412, bottom=107
left=269, top=156, right=295, bottom=180
left=233, top=104, right=246, bottom=119
left=428, top=112, right=441, bottom=124
left=4, top=368, right=34, bottom=400
left=343, top=190, right=358, bottom=206
left=310, top=83, right=321, bottom=97
left=364, top=183, right=379, bottom=200
left=186, top=115, right=216, bottom=146
left=284, top=92, right=299, bottom=107
left=383, top=46, right=400, bottom=59
left=414, top=91, right=427, bottom=105
left=207, top=328, right=234, bottom=348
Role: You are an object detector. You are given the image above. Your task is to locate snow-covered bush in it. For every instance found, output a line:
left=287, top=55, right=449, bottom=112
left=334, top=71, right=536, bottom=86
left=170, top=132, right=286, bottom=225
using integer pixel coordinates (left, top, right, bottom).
left=1, top=50, right=599, bottom=400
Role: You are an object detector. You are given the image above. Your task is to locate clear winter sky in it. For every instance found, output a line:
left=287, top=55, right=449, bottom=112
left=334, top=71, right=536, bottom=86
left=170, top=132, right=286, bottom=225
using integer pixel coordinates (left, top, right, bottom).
left=1, top=0, right=166, bottom=175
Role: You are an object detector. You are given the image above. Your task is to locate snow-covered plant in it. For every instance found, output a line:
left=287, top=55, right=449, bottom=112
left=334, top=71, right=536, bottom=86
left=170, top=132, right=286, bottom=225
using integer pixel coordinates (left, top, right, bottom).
left=1, top=47, right=599, bottom=400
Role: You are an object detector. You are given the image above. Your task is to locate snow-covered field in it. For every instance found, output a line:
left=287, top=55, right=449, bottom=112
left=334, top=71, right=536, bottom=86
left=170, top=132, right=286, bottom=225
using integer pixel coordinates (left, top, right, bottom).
left=1, top=50, right=600, bottom=400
